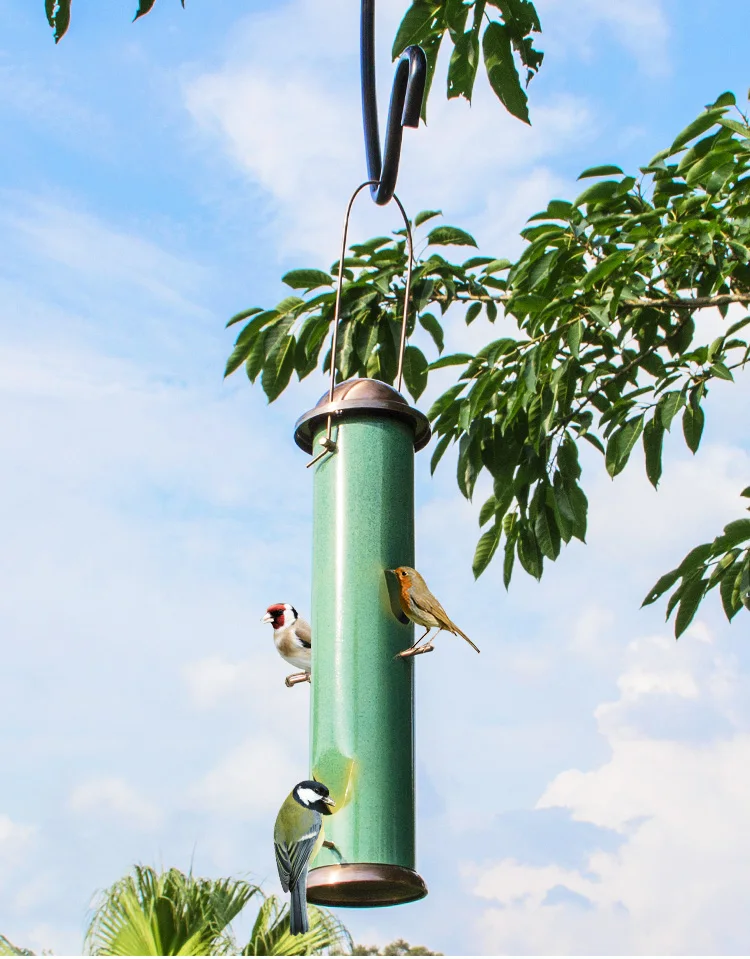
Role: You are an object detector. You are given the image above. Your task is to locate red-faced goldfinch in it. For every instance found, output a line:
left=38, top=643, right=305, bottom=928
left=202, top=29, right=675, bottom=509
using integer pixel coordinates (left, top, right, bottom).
left=262, top=604, right=312, bottom=685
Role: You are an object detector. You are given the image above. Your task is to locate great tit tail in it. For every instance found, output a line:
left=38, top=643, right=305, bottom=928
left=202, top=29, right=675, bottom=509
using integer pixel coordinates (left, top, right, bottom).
left=289, top=874, right=309, bottom=936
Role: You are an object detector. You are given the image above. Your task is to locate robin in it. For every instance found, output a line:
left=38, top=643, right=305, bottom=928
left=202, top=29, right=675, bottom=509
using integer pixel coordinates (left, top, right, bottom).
left=388, top=566, right=480, bottom=658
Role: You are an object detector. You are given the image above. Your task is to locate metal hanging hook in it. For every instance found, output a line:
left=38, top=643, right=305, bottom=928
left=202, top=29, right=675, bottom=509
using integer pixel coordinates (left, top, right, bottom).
left=361, top=0, right=426, bottom=206
left=306, top=181, right=416, bottom=468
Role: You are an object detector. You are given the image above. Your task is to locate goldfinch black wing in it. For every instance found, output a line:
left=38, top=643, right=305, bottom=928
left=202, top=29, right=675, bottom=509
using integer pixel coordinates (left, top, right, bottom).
left=295, top=618, right=312, bottom=648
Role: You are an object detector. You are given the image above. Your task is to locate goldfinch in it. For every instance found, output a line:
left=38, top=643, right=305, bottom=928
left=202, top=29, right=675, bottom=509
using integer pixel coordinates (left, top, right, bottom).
left=274, top=779, right=335, bottom=935
left=262, top=603, right=312, bottom=686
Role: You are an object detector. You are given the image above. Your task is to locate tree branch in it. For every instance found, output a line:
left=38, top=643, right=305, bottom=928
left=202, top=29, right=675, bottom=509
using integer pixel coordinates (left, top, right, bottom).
left=436, top=292, right=750, bottom=310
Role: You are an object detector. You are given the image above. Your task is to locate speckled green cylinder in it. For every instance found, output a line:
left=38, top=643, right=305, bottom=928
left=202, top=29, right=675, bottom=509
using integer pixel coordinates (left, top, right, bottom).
left=309, top=415, right=415, bottom=874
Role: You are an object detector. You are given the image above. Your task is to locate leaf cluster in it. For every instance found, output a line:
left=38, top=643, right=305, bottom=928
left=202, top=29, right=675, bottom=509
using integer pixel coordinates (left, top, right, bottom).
left=643, top=488, right=750, bottom=636
left=353, top=940, right=443, bottom=956
left=392, top=0, right=543, bottom=123
left=228, top=92, right=750, bottom=634
left=224, top=212, right=493, bottom=403
left=0, top=936, right=34, bottom=957
left=45, top=0, right=184, bottom=42
left=429, top=91, right=750, bottom=621
left=83, top=864, right=351, bottom=957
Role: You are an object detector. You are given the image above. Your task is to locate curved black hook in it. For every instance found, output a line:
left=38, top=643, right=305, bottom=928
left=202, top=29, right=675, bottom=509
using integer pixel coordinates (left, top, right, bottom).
left=361, top=0, right=426, bottom=206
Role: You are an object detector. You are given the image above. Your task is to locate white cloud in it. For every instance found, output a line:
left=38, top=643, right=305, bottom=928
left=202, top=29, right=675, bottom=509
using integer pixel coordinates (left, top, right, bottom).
left=189, top=735, right=300, bottom=819
left=468, top=628, right=750, bottom=955
left=69, top=777, right=163, bottom=831
left=542, top=0, right=671, bottom=78
left=0, top=814, right=35, bottom=885
left=0, top=193, right=208, bottom=316
left=184, top=0, right=591, bottom=258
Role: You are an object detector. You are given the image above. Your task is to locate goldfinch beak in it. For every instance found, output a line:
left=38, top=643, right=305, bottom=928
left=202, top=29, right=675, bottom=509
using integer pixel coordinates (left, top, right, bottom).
left=261, top=613, right=273, bottom=624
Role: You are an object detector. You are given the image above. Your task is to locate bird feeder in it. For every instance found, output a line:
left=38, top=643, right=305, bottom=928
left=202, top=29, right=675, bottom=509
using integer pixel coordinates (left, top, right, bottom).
left=292, top=183, right=430, bottom=907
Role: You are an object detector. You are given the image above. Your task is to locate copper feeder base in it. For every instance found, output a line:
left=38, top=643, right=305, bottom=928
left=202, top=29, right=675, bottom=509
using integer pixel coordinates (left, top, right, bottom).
left=306, top=863, right=428, bottom=908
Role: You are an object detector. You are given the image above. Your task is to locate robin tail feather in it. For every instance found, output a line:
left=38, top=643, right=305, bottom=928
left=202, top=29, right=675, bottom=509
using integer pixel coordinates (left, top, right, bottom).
left=452, top=623, right=480, bottom=653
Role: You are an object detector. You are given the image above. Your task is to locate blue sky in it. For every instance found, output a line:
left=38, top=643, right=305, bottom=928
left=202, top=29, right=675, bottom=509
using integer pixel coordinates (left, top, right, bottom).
left=1, top=0, right=750, bottom=954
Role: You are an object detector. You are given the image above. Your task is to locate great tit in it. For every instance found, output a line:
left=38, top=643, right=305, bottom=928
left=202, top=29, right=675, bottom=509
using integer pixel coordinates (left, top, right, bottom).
left=274, top=779, right=335, bottom=935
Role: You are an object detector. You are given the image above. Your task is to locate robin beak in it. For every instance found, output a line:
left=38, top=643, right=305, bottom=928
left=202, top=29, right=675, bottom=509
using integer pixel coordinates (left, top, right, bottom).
left=261, top=613, right=273, bottom=623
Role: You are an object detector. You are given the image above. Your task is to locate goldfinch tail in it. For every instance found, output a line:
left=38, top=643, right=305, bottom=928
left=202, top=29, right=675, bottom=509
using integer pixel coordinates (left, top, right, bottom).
left=290, top=876, right=309, bottom=935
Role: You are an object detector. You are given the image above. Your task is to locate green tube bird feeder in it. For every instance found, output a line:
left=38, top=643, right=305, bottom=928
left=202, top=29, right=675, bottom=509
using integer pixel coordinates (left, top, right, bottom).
left=291, top=182, right=431, bottom=907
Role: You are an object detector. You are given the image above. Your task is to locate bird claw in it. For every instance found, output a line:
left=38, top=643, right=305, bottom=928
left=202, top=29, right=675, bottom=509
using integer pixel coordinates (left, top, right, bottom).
left=396, top=643, right=434, bottom=659
left=322, top=840, right=346, bottom=863
left=285, top=672, right=311, bottom=688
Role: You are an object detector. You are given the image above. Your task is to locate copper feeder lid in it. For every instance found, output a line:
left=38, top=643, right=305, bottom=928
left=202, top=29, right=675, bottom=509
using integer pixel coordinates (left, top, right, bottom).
left=294, top=378, right=431, bottom=455
left=306, top=862, right=428, bottom=908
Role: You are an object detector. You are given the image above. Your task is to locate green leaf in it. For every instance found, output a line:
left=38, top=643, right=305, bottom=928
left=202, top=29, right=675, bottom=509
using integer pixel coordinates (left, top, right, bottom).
left=224, top=312, right=277, bottom=377
left=447, top=24, right=482, bottom=101
left=605, top=416, right=644, bottom=478
left=643, top=416, right=664, bottom=488
left=482, top=22, right=530, bottom=124
left=261, top=335, right=296, bottom=402
left=402, top=345, right=429, bottom=400
left=473, top=522, right=501, bottom=578
left=720, top=518, right=750, bottom=547
left=226, top=307, right=262, bottom=329
left=720, top=561, right=742, bottom=620
left=577, top=164, right=625, bottom=179
left=658, top=391, right=684, bottom=431
left=710, top=361, right=734, bottom=381
left=281, top=269, right=334, bottom=291
left=534, top=499, right=560, bottom=561
left=273, top=295, right=306, bottom=315
left=418, top=312, right=445, bottom=352
left=726, top=315, right=750, bottom=337
left=517, top=525, right=543, bottom=579
left=415, top=209, right=442, bottom=227
left=428, top=352, right=473, bottom=370
left=565, top=320, right=582, bottom=358
left=47, top=0, right=71, bottom=41
left=479, top=494, right=498, bottom=528
left=428, top=383, right=464, bottom=420
left=463, top=256, right=496, bottom=269
left=484, top=258, right=512, bottom=273
left=642, top=567, right=682, bottom=607
left=710, top=91, right=736, bottom=108
left=392, top=1, right=436, bottom=57
left=670, top=108, right=726, bottom=151
left=574, top=180, right=620, bottom=207
left=581, top=251, right=628, bottom=290
left=682, top=404, right=705, bottom=454
left=503, top=534, right=516, bottom=588
left=134, top=0, right=158, bottom=21
left=465, top=302, right=482, bottom=325
left=427, top=226, right=478, bottom=247
left=430, top=434, right=452, bottom=475
left=674, top=577, right=707, bottom=638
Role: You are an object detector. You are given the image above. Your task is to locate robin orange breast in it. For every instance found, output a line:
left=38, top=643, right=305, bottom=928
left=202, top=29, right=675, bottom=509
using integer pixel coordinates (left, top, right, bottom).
left=388, top=566, right=480, bottom=658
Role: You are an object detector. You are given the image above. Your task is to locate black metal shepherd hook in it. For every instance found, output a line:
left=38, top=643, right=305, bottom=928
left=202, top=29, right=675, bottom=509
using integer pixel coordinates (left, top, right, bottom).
left=361, top=0, right=426, bottom=205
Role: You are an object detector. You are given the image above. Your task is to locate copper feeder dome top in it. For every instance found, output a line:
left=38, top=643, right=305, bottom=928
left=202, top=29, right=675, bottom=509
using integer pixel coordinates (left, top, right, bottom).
left=294, top=378, right=431, bottom=454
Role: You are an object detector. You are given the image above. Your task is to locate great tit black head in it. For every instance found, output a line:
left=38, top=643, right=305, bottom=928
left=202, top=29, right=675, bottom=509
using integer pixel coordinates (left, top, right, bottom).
left=292, top=780, right=336, bottom=815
